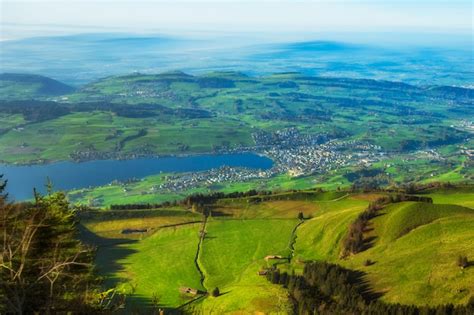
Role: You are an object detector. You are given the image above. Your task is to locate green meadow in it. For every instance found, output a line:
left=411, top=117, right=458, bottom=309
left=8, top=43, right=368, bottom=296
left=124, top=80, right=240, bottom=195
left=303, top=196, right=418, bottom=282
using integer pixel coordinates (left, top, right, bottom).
left=341, top=201, right=474, bottom=305
left=196, top=219, right=296, bottom=314
left=80, top=189, right=473, bottom=312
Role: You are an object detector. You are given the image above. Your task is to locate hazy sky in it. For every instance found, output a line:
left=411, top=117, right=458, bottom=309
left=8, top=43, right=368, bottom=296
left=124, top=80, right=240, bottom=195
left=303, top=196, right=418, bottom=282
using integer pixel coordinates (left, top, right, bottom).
left=1, top=0, right=472, bottom=40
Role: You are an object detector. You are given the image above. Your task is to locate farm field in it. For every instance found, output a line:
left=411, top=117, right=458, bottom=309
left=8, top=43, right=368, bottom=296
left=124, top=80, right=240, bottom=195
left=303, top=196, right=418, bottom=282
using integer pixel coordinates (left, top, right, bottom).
left=1, top=72, right=472, bottom=203
left=80, top=188, right=473, bottom=312
left=196, top=219, right=296, bottom=314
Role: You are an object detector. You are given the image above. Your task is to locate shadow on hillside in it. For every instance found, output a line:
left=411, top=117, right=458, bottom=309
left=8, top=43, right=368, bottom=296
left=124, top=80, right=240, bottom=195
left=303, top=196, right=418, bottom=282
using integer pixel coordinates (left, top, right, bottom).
left=78, top=224, right=139, bottom=288
left=79, top=224, right=202, bottom=313
left=121, top=295, right=189, bottom=315
left=361, top=236, right=378, bottom=252
left=360, top=211, right=389, bottom=252
left=347, top=269, right=385, bottom=302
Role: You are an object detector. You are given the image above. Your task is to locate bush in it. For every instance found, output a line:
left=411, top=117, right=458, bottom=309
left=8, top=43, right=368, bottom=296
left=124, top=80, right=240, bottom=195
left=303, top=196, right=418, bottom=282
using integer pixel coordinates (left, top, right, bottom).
left=457, top=255, right=468, bottom=268
left=211, top=287, right=220, bottom=297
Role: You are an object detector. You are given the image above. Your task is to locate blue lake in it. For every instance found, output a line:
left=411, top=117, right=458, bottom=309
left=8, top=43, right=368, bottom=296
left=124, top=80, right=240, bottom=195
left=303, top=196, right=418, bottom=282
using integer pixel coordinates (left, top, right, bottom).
left=0, top=153, right=273, bottom=201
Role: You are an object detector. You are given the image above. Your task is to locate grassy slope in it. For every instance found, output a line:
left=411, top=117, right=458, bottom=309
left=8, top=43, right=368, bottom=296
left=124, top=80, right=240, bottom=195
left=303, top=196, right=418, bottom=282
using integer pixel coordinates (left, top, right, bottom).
left=289, top=190, right=474, bottom=306
left=371, top=202, right=472, bottom=243
left=87, top=194, right=340, bottom=313
left=85, top=190, right=473, bottom=311
left=194, top=219, right=296, bottom=313
left=342, top=201, right=474, bottom=305
left=193, top=193, right=362, bottom=313
left=82, top=209, right=201, bottom=239
left=293, top=196, right=370, bottom=262
left=426, top=188, right=474, bottom=208
left=126, top=224, right=205, bottom=307
left=97, top=223, right=205, bottom=308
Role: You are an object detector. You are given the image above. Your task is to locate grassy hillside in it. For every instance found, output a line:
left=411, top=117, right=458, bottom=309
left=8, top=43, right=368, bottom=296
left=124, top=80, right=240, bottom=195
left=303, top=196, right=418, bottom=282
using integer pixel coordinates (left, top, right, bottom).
left=370, top=202, right=472, bottom=243
left=110, top=224, right=205, bottom=308
left=340, top=201, right=474, bottom=305
left=82, top=189, right=473, bottom=312
left=84, top=191, right=357, bottom=312
left=293, top=196, right=370, bottom=262
left=425, top=187, right=474, bottom=208
left=196, top=219, right=296, bottom=313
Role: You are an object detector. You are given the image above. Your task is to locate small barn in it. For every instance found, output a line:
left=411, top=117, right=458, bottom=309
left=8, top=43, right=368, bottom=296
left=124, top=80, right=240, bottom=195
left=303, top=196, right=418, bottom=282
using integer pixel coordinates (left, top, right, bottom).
left=179, top=287, right=199, bottom=296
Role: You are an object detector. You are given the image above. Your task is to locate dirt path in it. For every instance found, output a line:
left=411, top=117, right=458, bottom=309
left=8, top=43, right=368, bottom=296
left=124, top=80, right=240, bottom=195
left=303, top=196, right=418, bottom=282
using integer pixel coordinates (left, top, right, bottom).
left=288, top=219, right=305, bottom=262
left=194, top=215, right=208, bottom=290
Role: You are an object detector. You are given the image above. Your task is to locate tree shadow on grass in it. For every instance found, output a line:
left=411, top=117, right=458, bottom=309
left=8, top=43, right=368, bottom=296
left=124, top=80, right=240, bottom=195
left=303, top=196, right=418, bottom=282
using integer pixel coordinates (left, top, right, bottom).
left=79, top=224, right=197, bottom=313
left=216, top=290, right=231, bottom=297
left=361, top=236, right=378, bottom=252
left=123, top=295, right=189, bottom=315
left=346, top=268, right=385, bottom=302
left=78, top=224, right=139, bottom=288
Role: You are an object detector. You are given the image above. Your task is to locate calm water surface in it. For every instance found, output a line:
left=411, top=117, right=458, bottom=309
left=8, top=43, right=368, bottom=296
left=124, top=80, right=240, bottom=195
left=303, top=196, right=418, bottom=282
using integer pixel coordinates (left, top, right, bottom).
left=0, top=153, right=273, bottom=200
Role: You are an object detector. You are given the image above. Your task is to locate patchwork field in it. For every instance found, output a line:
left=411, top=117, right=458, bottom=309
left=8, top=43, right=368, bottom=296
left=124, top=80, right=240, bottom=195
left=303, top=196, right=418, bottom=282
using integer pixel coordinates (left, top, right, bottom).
left=79, top=188, right=474, bottom=313
left=1, top=72, right=472, bottom=196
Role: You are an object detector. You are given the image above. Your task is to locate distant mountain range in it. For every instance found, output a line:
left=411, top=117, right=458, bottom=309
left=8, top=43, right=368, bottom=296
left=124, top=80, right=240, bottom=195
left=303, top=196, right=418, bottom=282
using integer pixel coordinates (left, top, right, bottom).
left=1, top=33, right=472, bottom=86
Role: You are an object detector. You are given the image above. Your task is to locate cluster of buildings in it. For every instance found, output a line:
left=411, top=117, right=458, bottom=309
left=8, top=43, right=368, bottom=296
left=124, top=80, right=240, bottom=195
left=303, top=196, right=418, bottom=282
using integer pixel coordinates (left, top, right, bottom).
left=452, top=120, right=474, bottom=134
left=151, top=129, right=385, bottom=192
left=252, top=127, right=328, bottom=149
left=263, top=139, right=383, bottom=177
left=156, top=166, right=273, bottom=192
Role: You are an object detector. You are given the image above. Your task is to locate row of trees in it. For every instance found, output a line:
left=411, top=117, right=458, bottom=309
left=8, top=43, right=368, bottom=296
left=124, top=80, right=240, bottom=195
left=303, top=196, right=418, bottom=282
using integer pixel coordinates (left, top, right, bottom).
left=266, top=262, right=474, bottom=314
left=109, top=189, right=276, bottom=211
left=106, top=181, right=463, bottom=213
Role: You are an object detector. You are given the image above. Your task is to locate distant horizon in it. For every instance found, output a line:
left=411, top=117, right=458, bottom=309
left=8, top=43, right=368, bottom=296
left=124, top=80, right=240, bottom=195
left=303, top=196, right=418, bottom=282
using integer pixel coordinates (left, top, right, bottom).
left=1, top=0, right=472, bottom=42
left=1, top=26, right=472, bottom=50
left=1, top=30, right=472, bottom=87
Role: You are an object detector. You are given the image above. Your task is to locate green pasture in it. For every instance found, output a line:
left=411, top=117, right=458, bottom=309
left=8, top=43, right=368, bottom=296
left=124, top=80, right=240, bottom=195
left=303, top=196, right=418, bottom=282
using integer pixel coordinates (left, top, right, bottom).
left=196, top=218, right=296, bottom=313
left=341, top=201, right=474, bottom=305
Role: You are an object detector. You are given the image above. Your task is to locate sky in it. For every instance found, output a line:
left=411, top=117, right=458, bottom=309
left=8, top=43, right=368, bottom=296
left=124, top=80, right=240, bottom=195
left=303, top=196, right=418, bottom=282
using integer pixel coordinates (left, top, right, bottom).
left=0, top=0, right=473, bottom=40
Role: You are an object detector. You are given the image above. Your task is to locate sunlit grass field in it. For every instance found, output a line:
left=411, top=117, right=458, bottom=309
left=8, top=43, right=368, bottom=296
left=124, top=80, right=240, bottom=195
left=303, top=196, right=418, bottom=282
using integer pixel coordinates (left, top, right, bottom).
left=82, top=189, right=473, bottom=312
left=196, top=218, right=296, bottom=313
left=108, top=224, right=205, bottom=308
left=341, top=201, right=474, bottom=305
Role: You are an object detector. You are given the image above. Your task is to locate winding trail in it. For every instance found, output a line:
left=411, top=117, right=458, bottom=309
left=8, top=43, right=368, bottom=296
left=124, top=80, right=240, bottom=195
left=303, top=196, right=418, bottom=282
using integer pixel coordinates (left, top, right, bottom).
left=288, top=219, right=306, bottom=262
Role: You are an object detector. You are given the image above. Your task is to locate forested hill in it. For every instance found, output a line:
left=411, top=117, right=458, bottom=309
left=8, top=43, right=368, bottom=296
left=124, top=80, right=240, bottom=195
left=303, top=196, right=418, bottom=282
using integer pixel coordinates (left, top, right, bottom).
left=1, top=71, right=473, bottom=101
left=0, top=73, right=75, bottom=99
